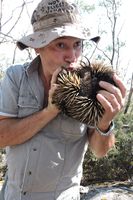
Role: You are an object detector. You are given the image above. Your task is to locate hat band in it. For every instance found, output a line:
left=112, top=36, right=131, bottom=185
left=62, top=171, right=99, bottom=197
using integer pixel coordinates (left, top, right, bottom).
left=33, top=13, right=80, bottom=32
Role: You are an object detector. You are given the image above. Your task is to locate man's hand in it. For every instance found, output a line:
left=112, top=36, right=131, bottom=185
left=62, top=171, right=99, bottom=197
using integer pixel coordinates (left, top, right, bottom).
left=47, top=68, right=62, bottom=114
left=96, top=74, right=126, bottom=131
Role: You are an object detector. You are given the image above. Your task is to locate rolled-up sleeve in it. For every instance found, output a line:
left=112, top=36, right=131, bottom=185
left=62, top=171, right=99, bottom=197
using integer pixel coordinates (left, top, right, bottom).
left=0, top=66, right=20, bottom=117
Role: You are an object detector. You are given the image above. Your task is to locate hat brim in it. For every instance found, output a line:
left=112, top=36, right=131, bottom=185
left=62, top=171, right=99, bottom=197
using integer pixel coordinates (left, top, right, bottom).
left=17, top=24, right=100, bottom=50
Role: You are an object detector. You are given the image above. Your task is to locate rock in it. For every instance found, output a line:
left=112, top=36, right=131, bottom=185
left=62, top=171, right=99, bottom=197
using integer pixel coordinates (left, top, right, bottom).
left=80, top=184, right=133, bottom=200
left=80, top=186, right=89, bottom=194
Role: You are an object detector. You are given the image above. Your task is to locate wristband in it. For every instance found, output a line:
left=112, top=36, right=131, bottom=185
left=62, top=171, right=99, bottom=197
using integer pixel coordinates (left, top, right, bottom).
left=95, top=121, right=115, bottom=136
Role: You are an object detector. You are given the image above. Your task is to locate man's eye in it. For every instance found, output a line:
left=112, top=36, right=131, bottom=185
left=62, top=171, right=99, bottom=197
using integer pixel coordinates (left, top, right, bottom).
left=57, top=43, right=65, bottom=49
left=74, top=41, right=82, bottom=49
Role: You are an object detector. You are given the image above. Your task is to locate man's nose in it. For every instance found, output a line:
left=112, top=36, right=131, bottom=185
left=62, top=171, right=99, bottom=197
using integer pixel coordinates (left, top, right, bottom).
left=64, top=48, right=77, bottom=63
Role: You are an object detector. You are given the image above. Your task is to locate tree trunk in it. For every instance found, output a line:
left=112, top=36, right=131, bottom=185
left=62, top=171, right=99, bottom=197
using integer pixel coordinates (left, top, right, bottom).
left=124, top=73, right=133, bottom=114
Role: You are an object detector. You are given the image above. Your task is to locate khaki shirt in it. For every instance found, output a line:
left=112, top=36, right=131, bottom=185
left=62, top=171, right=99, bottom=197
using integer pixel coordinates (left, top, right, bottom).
left=0, top=56, right=88, bottom=200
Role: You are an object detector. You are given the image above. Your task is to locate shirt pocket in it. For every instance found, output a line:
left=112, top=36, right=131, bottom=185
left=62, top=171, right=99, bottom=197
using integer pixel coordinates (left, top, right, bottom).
left=17, top=95, right=40, bottom=118
left=60, top=114, right=87, bottom=142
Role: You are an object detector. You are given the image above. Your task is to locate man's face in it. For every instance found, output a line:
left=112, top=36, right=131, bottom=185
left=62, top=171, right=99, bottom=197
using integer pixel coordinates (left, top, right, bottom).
left=37, top=36, right=83, bottom=76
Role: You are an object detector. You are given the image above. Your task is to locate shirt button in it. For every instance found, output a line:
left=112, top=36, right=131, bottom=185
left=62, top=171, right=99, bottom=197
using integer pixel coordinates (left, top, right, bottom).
left=23, top=191, right=26, bottom=195
left=28, top=171, right=32, bottom=175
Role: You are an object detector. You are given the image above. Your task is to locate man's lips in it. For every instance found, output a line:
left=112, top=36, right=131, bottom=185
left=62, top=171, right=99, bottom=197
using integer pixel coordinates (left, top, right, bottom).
left=61, top=62, right=80, bottom=71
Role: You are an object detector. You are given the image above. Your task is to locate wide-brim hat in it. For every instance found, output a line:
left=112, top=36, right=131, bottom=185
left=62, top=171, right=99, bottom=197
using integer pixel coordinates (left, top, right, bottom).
left=17, top=0, right=100, bottom=50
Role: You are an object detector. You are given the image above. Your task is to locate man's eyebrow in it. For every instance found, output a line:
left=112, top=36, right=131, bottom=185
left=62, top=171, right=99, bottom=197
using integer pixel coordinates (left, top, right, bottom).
left=54, top=37, right=69, bottom=41
left=54, top=37, right=81, bottom=41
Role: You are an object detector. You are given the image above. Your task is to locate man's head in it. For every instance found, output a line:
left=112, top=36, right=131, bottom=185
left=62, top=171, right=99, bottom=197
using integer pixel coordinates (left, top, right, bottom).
left=17, top=0, right=99, bottom=50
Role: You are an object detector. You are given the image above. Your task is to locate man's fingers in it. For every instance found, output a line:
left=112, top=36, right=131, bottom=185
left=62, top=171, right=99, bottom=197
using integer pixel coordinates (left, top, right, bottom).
left=51, top=67, right=62, bottom=85
left=113, top=74, right=126, bottom=98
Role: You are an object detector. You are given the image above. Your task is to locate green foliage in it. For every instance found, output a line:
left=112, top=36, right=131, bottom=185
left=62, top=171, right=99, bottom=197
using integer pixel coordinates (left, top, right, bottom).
left=81, top=111, right=133, bottom=185
left=74, top=0, right=95, bottom=14
left=0, top=149, right=7, bottom=181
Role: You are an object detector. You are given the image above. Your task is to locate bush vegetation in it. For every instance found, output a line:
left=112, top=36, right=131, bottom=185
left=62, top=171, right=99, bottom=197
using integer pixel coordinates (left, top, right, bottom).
left=0, top=149, right=6, bottom=181
left=81, top=108, right=133, bottom=185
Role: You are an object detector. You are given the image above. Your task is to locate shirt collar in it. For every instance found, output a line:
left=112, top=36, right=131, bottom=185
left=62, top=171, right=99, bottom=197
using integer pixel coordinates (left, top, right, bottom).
left=26, top=55, right=41, bottom=75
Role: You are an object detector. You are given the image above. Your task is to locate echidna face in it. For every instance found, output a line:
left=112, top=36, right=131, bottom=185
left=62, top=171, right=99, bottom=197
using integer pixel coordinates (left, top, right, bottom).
left=52, top=59, right=116, bottom=127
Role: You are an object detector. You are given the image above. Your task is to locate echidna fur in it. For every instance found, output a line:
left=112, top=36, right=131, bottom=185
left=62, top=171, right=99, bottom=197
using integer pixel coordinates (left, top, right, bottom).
left=52, top=58, right=117, bottom=127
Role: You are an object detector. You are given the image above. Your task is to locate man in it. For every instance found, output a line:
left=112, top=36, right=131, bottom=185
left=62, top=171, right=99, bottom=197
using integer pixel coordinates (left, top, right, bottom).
left=0, top=0, right=126, bottom=199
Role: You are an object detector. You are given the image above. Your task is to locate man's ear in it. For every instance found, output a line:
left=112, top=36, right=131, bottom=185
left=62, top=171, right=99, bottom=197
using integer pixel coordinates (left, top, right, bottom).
left=35, top=48, right=40, bottom=54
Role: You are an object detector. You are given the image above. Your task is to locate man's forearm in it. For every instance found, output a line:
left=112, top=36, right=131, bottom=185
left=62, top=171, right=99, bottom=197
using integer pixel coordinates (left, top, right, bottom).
left=0, top=108, right=59, bottom=148
left=88, top=128, right=115, bottom=158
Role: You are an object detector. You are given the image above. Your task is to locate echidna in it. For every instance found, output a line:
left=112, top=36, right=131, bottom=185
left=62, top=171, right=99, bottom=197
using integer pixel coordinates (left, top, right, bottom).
left=52, top=58, right=117, bottom=127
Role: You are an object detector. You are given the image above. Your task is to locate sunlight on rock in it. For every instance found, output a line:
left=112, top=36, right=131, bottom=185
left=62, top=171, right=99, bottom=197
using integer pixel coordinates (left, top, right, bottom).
left=80, top=185, right=133, bottom=200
